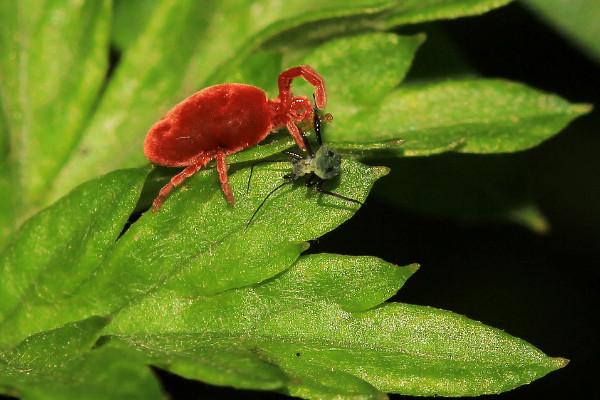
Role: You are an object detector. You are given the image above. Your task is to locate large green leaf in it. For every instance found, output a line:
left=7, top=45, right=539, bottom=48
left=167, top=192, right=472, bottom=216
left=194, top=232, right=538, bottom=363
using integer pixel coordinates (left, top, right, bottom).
left=105, top=252, right=564, bottom=398
left=0, top=0, right=111, bottom=222
left=0, top=160, right=383, bottom=348
left=0, top=155, right=567, bottom=398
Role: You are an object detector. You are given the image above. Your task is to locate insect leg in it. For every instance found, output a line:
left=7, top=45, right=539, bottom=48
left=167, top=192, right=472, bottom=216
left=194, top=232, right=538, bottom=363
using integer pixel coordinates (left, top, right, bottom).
left=298, top=128, right=314, bottom=157
left=282, top=150, right=304, bottom=160
left=304, top=173, right=318, bottom=188
left=314, top=179, right=364, bottom=205
left=312, top=99, right=323, bottom=146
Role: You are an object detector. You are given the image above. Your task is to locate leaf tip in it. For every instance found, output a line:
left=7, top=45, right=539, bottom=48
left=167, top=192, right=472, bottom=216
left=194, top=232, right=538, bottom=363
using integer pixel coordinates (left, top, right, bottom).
left=413, top=32, right=427, bottom=45
left=571, top=103, right=593, bottom=115
left=554, top=357, right=570, bottom=369
left=408, top=263, right=420, bottom=274
left=372, top=166, right=390, bottom=178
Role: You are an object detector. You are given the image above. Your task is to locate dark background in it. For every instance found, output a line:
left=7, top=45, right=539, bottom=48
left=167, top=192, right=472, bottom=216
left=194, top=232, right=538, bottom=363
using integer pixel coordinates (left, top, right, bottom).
left=162, top=2, right=599, bottom=399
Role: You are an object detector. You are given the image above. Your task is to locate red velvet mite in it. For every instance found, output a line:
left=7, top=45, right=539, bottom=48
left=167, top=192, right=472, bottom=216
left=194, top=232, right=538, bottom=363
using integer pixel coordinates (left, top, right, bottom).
left=144, top=65, right=327, bottom=209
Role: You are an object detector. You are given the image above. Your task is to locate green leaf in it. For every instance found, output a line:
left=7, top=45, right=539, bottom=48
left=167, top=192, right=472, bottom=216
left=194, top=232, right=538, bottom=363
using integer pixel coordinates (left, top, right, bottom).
left=261, top=302, right=566, bottom=397
left=0, top=317, right=163, bottom=400
left=524, top=0, right=600, bottom=64
left=293, top=33, right=425, bottom=111
left=50, top=0, right=213, bottom=207
left=384, top=0, right=515, bottom=26
left=0, top=0, right=111, bottom=219
left=0, top=109, right=13, bottom=248
left=112, top=0, right=159, bottom=50
left=330, top=79, right=591, bottom=155
left=2, top=316, right=109, bottom=368
left=255, top=254, right=419, bottom=312
left=105, top=252, right=563, bottom=398
left=0, top=168, right=149, bottom=347
left=374, top=153, right=550, bottom=232
left=0, top=160, right=383, bottom=348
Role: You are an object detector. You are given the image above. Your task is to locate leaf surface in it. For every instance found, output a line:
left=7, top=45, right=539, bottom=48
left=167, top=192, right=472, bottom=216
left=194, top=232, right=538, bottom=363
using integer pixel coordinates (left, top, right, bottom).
left=0, top=161, right=383, bottom=348
left=0, top=317, right=164, bottom=400
left=330, top=79, right=591, bottom=155
left=0, top=168, right=149, bottom=346
left=105, top=253, right=564, bottom=398
left=0, top=0, right=111, bottom=219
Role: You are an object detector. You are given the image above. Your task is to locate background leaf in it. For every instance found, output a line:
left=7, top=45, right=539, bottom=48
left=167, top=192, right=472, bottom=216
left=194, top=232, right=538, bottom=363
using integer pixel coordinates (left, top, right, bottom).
left=223, top=34, right=590, bottom=164
left=0, top=0, right=111, bottom=225
left=47, top=0, right=516, bottom=209
left=0, top=109, right=13, bottom=247
left=372, top=152, right=550, bottom=232
left=523, top=0, right=600, bottom=64
left=330, top=79, right=590, bottom=155
left=0, top=317, right=164, bottom=400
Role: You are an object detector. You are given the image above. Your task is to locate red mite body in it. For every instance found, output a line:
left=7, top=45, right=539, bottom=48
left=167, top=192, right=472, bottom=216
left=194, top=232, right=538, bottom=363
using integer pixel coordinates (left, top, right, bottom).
left=144, top=65, right=327, bottom=209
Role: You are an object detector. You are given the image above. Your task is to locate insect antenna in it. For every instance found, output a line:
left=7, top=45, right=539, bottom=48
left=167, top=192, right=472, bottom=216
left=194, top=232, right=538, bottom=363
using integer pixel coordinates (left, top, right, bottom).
left=247, top=158, right=295, bottom=192
left=312, top=95, right=323, bottom=146
left=245, top=180, right=292, bottom=230
left=311, top=94, right=333, bottom=146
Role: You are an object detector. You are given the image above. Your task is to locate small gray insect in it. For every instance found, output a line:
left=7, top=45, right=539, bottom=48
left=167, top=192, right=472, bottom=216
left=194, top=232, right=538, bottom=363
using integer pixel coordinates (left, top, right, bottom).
left=246, top=102, right=362, bottom=229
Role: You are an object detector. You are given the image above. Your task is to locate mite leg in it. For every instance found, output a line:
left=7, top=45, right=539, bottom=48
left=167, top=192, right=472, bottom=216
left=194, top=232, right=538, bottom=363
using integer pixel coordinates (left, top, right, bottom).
left=152, top=156, right=212, bottom=210
left=216, top=151, right=235, bottom=205
left=286, top=121, right=307, bottom=151
left=278, top=65, right=327, bottom=109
